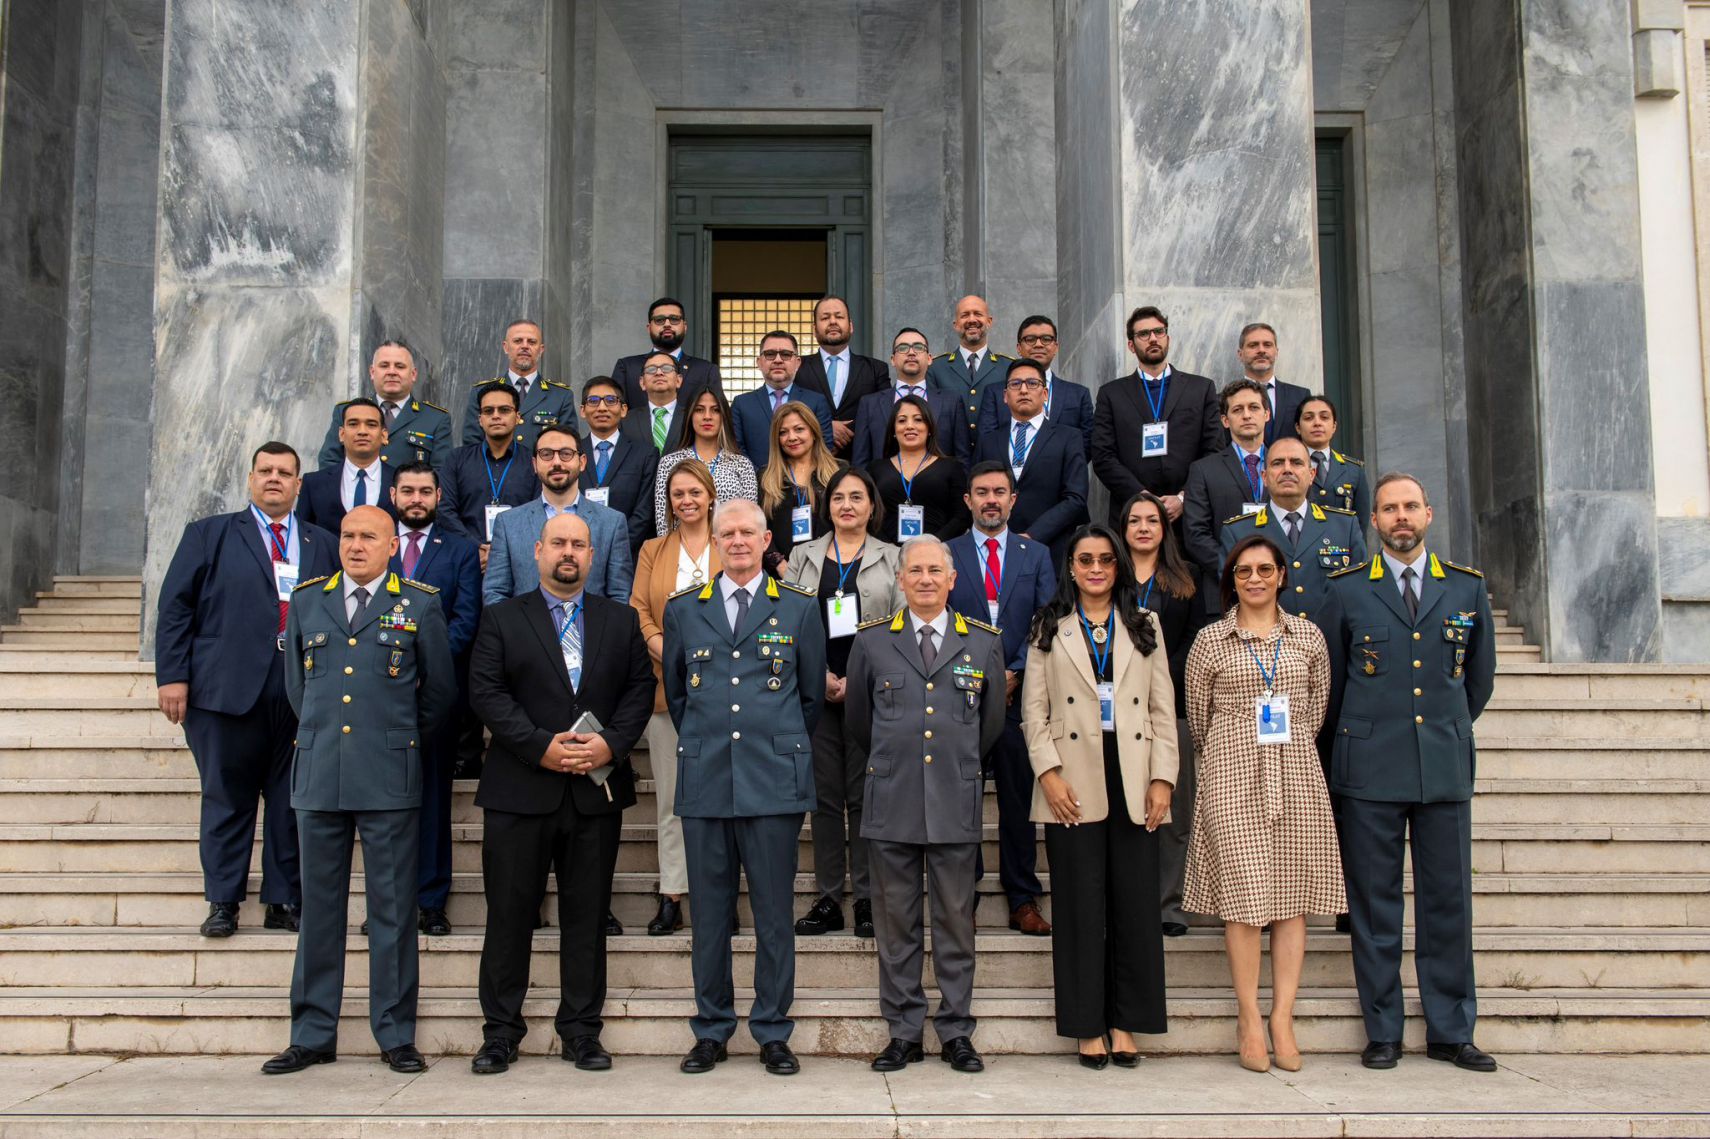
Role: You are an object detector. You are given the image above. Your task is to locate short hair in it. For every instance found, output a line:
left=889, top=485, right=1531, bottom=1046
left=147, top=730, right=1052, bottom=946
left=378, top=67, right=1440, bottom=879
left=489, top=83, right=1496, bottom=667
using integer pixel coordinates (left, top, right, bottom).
left=899, top=534, right=953, bottom=571
left=1219, top=378, right=1268, bottom=414
left=647, top=296, right=685, bottom=320
left=1373, top=471, right=1431, bottom=507
left=1126, top=306, right=1169, bottom=339
left=643, top=350, right=683, bottom=372
left=759, top=329, right=798, bottom=351
left=342, top=396, right=384, bottom=423
left=1266, top=435, right=1311, bottom=463
left=503, top=319, right=542, bottom=339
left=891, top=327, right=930, bottom=351
left=823, top=465, right=885, bottom=536
left=967, top=459, right=1016, bottom=492
left=477, top=381, right=520, bottom=411
left=534, top=425, right=580, bottom=452
left=1296, top=393, right=1338, bottom=425
left=1238, top=322, right=1277, bottom=346
left=1004, top=357, right=1045, bottom=383
left=373, top=338, right=415, bottom=367
left=712, top=498, right=767, bottom=533
left=812, top=295, right=849, bottom=319
left=1220, top=534, right=1289, bottom=610
left=392, top=460, right=439, bottom=488
left=251, top=441, right=301, bottom=476
left=581, top=375, right=625, bottom=403
left=1016, top=314, right=1057, bottom=341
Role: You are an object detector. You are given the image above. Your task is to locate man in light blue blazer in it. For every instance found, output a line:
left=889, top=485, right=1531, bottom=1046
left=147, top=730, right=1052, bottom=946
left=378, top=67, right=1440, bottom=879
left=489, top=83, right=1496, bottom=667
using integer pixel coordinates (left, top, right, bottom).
left=483, top=426, right=634, bottom=605
left=730, top=331, right=835, bottom=469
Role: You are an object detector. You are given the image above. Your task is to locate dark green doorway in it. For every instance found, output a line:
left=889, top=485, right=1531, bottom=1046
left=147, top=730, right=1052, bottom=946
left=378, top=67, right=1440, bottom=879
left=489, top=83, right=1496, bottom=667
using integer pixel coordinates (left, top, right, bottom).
left=1316, top=134, right=1361, bottom=449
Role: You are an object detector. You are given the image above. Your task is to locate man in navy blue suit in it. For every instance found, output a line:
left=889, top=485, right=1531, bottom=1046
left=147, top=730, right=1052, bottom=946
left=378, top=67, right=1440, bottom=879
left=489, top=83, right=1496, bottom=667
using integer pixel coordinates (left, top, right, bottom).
left=388, top=462, right=482, bottom=936
left=298, top=398, right=398, bottom=531
left=946, top=461, right=1057, bottom=934
left=578, top=375, right=657, bottom=556
left=156, top=442, right=339, bottom=937
left=730, top=331, right=835, bottom=470
left=851, top=328, right=974, bottom=469
left=1237, top=322, right=1310, bottom=446
left=972, top=359, right=1088, bottom=563
left=976, top=316, right=1094, bottom=454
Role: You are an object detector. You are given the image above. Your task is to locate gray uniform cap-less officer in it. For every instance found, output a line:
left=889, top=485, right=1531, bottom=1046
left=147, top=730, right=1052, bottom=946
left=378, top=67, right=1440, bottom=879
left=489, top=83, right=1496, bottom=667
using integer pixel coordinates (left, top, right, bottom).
left=317, top=398, right=453, bottom=472
left=846, top=607, right=1006, bottom=1046
left=1220, top=501, right=1366, bottom=625
left=283, top=570, right=457, bottom=1055
left=460, top=377, right=582, bottom=450
left=1309, top=448, right=1369, bottom=521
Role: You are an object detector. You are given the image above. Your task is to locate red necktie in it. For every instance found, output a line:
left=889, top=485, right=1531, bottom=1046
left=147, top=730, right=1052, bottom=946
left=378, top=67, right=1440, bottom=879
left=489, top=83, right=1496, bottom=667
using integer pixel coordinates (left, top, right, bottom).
left=984, top=537, right=1001, bottom=604
left=268, top=523, right=288, bottom=633
left=403, top=530, right=424, bottom=577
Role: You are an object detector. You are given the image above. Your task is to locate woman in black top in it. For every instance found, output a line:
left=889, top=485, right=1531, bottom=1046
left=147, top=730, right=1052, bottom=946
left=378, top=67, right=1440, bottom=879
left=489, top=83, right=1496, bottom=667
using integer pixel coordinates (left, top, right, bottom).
left=758, top=400, right=838, bottom=572
left=865, top=394, right=969, bottom=541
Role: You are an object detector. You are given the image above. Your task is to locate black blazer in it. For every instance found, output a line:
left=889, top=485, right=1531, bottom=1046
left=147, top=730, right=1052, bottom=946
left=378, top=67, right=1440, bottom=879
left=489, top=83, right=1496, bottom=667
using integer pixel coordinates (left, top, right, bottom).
left=620, top=402, right=683, bottom=455
left=468, top=590, right=655, bottom=817
left=613, top=352, right=723, bottom=412
left=850, top=387, right=974, bottom=470
left=976, top=374, right=1095, bottom=454
left=1090, top=368, right=1223, bottom=526
left=1181, top=446, right=1264, bottom=599
left=793, top=352, right=892, bottom=425
left=580, top=431, right=659, bottom=555
left=1143, top=582, right=1205, bottom=719
left=972, top=419, right=1088, bottom=557
left=1264, top=379, right=1312, bottom=445
left=295, top=463, right=398, bottom=532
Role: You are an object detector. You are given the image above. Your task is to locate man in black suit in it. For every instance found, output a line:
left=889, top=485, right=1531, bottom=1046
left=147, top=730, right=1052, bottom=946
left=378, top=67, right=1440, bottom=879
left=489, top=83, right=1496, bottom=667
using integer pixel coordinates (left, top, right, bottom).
left=612, top=297, right=723, bottom=411
left=1182, top=379, right=1271, bottom=609
left=1090, top=305, right=1223, bottom=528
left=298, top=398, right=398, bottom=531
left=789, top=296, right=890, bottom=460
left=1237, top=322, right=1310, bottom=446
left=972, top=359, right=1087, bottom=561
left=466, top=511, right=655, bottom=1075
left=851, top=328, right=973, bottom=469
left=579, top=375, right=657, bottom=555
left=976, top=315, right=1094, bottom=453
left=621, top=351, right=687, bottom=456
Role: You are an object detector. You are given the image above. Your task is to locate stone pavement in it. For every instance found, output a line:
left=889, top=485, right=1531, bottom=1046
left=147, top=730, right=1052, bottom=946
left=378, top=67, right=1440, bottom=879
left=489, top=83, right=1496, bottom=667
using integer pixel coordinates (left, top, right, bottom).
left=0, top=1053, right=1707, bottom=1137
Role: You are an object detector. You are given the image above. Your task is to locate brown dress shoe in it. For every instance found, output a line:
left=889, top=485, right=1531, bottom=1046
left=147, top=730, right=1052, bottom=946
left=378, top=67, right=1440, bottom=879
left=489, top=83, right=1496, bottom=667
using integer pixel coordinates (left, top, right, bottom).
left=1008, top=900, right=1052, bottom=935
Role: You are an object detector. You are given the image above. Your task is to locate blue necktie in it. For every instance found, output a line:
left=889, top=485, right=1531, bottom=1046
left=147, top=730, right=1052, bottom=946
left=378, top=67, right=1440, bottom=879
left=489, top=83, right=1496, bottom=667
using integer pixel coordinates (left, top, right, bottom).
left=826, top=356, right=840, bottom=405
left=557, top=601, right=583, bottom=689
left=595, top=440, right=612, bottom=484
left=353, top=468, right=368, bottom=507
left=1011, top=421, right=1029, bottom=468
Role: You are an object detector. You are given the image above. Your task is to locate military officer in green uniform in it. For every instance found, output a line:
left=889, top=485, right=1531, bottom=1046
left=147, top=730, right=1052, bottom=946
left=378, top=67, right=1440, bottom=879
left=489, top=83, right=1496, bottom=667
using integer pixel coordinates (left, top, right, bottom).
left=1321, top=473, right=1496, bottom=1075
left=925, top=295, right=1012, bottom=433
left=1296, top=394, right=1370, bottom=520
left=318, top=340, right=453, bottom=471
left=261, top=505, right=457, bottom=1076
left=458, top=319, right=581, bottom=449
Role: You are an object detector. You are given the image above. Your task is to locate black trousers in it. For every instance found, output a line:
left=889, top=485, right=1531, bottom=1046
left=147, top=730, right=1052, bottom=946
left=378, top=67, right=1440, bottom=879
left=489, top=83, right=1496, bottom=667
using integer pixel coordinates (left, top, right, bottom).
left=1042, top=733, right=1167, bottom=1038
left=809, top=699, right=870, bottom=901
left=477, top=795, right=622, bottom=1045
left=181, top=654, right=299, bottom=905
left=415, top=730, right=455, bottom=909
left=983, top=717, right=1044, bottom=909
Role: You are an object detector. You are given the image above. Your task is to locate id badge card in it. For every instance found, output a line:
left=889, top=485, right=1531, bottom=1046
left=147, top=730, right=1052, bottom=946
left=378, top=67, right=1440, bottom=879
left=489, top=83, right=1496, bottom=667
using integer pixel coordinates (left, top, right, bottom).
left=1256, top=695, right=1291, bottom=743
left=826, top=593, right=859, bottom=638
left=584, top=486, right=611, bottom=507
left=1097, top=681, right=1115, bottom=731
left=1242, top=502, right=1263, bottom=516
left=987, top=600, right=1000, bottom=624
left=273, top=562, right=298, bottom=601
left=791, top=504, right=813, bottom=541
left=563, top=644, right=583, bottom=677
left=1142, top=420, right=1168, bottom=457
left=484, top=503, right=511, bottom=542
left=898, top=503, right=925, bottom=539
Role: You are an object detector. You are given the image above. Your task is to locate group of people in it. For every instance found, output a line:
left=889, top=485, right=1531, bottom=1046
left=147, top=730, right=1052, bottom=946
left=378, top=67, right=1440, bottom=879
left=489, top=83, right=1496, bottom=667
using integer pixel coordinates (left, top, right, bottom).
left=153, top=293, right=1498, bottom=1081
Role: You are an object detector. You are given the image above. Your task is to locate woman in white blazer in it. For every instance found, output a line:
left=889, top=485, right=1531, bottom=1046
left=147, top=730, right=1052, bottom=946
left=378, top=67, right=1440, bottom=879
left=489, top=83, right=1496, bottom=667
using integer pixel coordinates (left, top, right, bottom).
left=1021, top=523, right=1179, bottom=1068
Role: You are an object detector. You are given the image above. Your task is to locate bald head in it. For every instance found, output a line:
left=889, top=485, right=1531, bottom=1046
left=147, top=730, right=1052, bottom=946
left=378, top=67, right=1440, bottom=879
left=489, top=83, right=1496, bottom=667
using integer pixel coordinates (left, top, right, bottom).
left=339, top=506, right=398, bottom=586
left=953, top=295, right=993, bottom=351
left=536, top=511, right=593, bottom=598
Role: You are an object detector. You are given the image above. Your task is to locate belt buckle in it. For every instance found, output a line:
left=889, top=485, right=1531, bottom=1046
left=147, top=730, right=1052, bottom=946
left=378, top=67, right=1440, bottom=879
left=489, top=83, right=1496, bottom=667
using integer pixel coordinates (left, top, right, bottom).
left=275, top=636, right=286, bottom=652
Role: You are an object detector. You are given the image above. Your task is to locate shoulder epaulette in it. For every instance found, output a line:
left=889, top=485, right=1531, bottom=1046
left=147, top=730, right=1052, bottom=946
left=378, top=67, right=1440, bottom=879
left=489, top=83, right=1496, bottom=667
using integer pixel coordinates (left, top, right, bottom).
left=776, top=580, right=815, bottom=597
left=1321, top=505, right=1356, bottom=516
left=936, top=351, right=955, bottom=361
left=416, top=399, right=448, bottom=414
left=668, top=583, right=701, bottom=600
left=992, top=352, right=1012, bottom=361
left=856, top=614, right=892, bottom=631
left=294, top=575, right=331, bottom=592
left=402, top=577, right=439, bottom=594
left=1223, top=512, right=1257, bottom=527
left=1328, top=559, right=1370, bottom=580
left=471, top=377, right=506, bottom=387
left=1443, top=559, right=1484, bottom=578
left=540, top=379, right=565, bottom=390
left=1334, top=450, right=1363, bottom=466
left=961, top=615, right=1000, bottom=635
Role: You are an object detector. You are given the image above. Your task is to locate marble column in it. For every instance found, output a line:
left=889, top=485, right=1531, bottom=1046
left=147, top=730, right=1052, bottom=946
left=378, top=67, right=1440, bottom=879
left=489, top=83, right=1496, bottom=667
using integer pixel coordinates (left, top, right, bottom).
left=1450, top=0, right=1661, bottom=662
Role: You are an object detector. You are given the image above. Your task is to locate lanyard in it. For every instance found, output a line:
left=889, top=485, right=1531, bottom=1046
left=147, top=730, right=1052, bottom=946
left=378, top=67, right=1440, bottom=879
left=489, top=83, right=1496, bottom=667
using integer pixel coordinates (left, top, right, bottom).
left=1241, top=445, right=1266, bottom=501
left=483, top=447, right=516, bottom=504
left=1141, top=366, right=1170, bottom=421
left=1137, top=575, right=1155, bottom=610
left=1009, top=421, right=1037, bottom=467
left=1246, top=634, right=1283, bottom=699
left=830, top=535, right=863, bottom=595
left=788, top=468, right=808, bottom=508
left=982, top=538, right=1002, bottom=598
left=253, top=507, right=293, bottom=563
left=898, top=454, right=927, bottom=503
left=555, top=601, right=583, bottom=649
left=1077, top=605, right=1112, bottom=678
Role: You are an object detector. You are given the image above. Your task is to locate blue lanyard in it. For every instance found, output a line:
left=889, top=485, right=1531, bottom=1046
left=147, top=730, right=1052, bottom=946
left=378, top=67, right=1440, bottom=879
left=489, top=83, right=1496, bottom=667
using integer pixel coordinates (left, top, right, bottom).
left=830, top=536, right=863, bottom=595
left=1137, top=575, right=1155, bottom=611
left=1246, top=635, right=1282, bottom=698
left=555, top=601, right=583, bottom=648
left=483, top=447, right=516, bottom=503
left=1009, top=421, right=1037, bottom=467
left=789, top=469, right=808, bottom=508
left=1141, top=367, right=1170, bottom=421
left=898, top=454, right=927, bottom=503
left=1076, top=605, right=1112, bottom=679
left=1240, top=445, right=1266, bottom=501
left=252, top=506, right=293, bottom=563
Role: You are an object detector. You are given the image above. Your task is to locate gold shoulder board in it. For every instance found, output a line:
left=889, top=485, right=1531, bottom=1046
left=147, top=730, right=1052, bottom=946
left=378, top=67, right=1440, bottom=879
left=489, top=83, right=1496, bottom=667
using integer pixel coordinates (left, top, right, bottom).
left=856, top=615, right=892, bottom=631
left=777, top=580, right=815, bottom=597
left=294, top=575, right=331, bottom=592
left=1443, top=559, right=1485, bottom=578
left=1223, top=513, right=1256, bottom=528
left=963, top=616, right=1000, bottom=635
left=1328, top=560, right=1370, bottom=580
left=1335, top=451, right=1364, bottom=466
left=470, top=377, right=506, bottom=387
left=668, top=583, right=701, bottom=599
left=1321, top=505, right=1356, bottom=516
left=403, top=578, right=440, bottom=594
left=417, top=399, right=448, bottom=414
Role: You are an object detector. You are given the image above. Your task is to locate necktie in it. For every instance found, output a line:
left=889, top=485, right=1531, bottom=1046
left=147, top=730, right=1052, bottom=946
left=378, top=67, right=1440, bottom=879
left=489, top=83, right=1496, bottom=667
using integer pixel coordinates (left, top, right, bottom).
left=966, top=352, right=979, bottom=380
left=268, top=523, right=288, bottom=633
left=595, top=440, right=612, bottom=483
left=732, top=586, right=751, bottom=631
left=1284, top=511, right=1301, bottom=546
left=353, top=467, right=368, bottom=507
left=1401, top=566, right=1419, bottom=620
left=771, top=388, right=786, bottom=415
left=558, top=601, right=582, bottom=690
left=897, top=385, right=921, bottom=401
left=349, top=585, right=369, bottom=626
left=1011, top=421, right=1029, bottom=468
left=1242, top=453, right=1261, bottom=500
left=383, top=401, right=399, bottom=430
left=919, top=625, right=937, bottom=671
left=826, top=356, right=840, bottom=405
left=984, top=538, right=1001, bottom=604
left=516, top=377, right=530, bottom=402
left=403, top=530, right=423, bottom=577
left=652, top=407, right=668, bottom=452
left=1313, top=450, right=1329, bottom=484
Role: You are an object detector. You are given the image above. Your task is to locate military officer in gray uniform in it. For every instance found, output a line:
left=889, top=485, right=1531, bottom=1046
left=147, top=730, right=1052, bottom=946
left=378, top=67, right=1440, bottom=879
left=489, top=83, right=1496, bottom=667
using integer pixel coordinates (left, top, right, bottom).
left=261, top=505, right=457, bottom=1076
left=458, top=319, right=581, bottom=449
left=317, top=340, right=453, bottom=471
left=1296, top=394, right=1371, bottom=521
left=845, top=536, right=1006, bottom=1074
left=1321, top=473, right=1496, bottom=1075
left=663, top=498, right=826, bottom=1078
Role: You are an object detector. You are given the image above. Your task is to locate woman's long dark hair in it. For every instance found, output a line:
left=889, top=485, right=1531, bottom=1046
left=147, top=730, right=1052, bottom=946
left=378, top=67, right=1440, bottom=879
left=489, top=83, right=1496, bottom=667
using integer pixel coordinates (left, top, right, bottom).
left=672, top=385, right=738, bottom=454
left=1029, top=524, right=1157, bottom=655
left=879, top=394, right=944, bottom=460
left=1118, top=490, right=1197, bottom=599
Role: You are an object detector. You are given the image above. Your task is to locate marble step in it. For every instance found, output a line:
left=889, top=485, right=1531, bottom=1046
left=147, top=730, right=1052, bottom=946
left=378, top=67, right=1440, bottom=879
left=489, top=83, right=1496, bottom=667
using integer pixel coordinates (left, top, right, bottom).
left=1477, top=664, right=1710, bottom=701
left=42, top=577, right=143, bottom=596
left=4, top=985, right=1705, bottom=1057
left=27, top=595, right=140, bottom=613
left=11, top=609, right=140, bottom=630
left=0, top=631, right=140, bottom=649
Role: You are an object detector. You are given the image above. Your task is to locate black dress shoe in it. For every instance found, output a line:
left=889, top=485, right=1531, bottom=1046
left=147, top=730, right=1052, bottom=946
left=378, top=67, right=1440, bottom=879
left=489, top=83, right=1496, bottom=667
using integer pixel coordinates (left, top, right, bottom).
left=1161, top=921, right=1188, bottom=938
left=604, top=909, right=623, bottom=936
left=1427, top=1042, right=1497, bottom=1072
left=418, top=907, right=451, bottom=936
left=381, top=1044, right=426, bottom=1073
left=760, top=1040, right=799, bottom=1075
left=680, top=1038, right=727, bottom=1074
left=263, top=903, right=300, bottom=932
left=564, top=1034, right=612, bottom=1070
left=1361, top=1040, right=1403, bottom=1069
left=794, top=896, right=844, bottom=935
left=261, top=1044, right=335, bottom=1074
left=1078, top=1049, right=1110, bottom=1070
left=471, top=1039, right=518, bottom=1075
left=200, top=902, right=239, bottom=938
left=1111, top=1049, right=1140, bottom=1068
left=940, top=1036, right=984, bottom=1072
left=853, top=898, right=875, bottom=938
left=648, top=895, right=684, bottom=936
left=360, top=918, right=369, bottom=936
left=870, top=1038, right=924, bottom=1071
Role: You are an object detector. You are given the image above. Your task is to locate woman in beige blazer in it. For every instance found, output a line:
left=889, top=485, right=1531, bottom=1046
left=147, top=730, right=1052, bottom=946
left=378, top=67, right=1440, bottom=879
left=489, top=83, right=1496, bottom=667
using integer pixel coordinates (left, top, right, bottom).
left=1021, top=523, right=1178, bottom=1068
left=630, top=459, right=721, bottom=936
left=783, top=466, right=903, bottom=939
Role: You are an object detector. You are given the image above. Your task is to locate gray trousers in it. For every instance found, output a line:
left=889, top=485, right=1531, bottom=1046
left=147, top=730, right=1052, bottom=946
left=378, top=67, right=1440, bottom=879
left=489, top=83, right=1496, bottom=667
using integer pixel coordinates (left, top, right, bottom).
left=290, top=808, right=419, bottom=1052
left=1157, top=717, right=1196, bottom=925
left=809, top=700, right=871, bottom=901
left=868, top=839, right=978, bottom=1045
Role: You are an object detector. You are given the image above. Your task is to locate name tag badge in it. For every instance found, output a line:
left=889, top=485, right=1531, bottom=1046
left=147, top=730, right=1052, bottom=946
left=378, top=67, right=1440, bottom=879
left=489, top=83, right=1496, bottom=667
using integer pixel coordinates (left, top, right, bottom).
left=825, top=594, right=859, bottom=639
left=273, top=563, right=298, bottom=601
left=897, top=503, right=925, bottom=539
left=563, top=644, right=583, bottom=675
left=584, top=486, right=611, bottom=507
left=1142, top=420, right=1168, bottom=457
left=791, top=504, right=813, bottom=541
left=1242, top=502, right=1263, bottom=516
left=484, top=503, right=511, bottom=542
left=1256, top=695, right=1291, bottom=744
left=987, top=600, right=1000, bottom=624
left=1097, top=681, right=1115, bottom=731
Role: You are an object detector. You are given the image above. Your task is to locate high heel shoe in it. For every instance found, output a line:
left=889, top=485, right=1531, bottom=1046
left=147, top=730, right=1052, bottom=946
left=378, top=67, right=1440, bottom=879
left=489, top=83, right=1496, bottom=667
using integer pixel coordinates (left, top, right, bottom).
left=1077, top=1036, right=1110, bottom=1070
left=1270, top=1017, right=1302, bottom=1072
left=1237, top=1014, right=1270, bottom=1073
left=1108, top=1029, right=1139, bottom=1067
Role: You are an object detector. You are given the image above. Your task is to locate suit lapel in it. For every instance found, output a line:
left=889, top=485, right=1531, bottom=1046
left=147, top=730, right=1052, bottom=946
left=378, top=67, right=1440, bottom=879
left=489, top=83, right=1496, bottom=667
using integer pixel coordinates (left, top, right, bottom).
left=517, top=377, right=547, bottom=420
left=1058, top=623, right=1098, bottom=691
left=997, top=533, right=1025, bottom=611
left=409, top=532, right=444, bottom=580
left=1370, top=566, right=1414, bottom=627
left=1222, top=447, right=1256, bottom=502
left=1154, top=367, right=1184, bottom=421
left=349, top=577, right=394, bottom=635
left=523, top=590, right=575, bottom=695
left=733, top=580, right=777, bottom=643
left=1415, top=560, right=1449, bottom=626
left=933, top=623, right=967, bottom=677
left=1112, top=616, right=1135, bottom=686
left=235, top=512, right=277, bottom=586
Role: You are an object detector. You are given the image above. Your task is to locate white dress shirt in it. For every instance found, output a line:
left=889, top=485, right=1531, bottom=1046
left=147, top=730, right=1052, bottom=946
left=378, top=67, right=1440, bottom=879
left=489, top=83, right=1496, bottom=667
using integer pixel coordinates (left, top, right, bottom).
left=1007, top=411, right=1045, bottom=473
left=342, top=572, right=385, bottom=624
left=340, top=457, right=383, bottom=512
left=720, top=571, right=765, bottom=630
left=1383, top=546, right=1430, bottom=603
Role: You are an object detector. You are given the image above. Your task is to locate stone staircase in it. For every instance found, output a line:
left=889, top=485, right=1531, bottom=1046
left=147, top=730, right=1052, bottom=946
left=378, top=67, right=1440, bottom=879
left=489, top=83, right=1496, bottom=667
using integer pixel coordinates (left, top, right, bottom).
left=0, top=576, right=1705, bottom=1058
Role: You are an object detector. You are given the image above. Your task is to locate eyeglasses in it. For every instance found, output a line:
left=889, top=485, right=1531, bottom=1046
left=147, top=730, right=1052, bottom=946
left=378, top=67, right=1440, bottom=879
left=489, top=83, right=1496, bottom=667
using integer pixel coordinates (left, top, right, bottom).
left=1006, top=379, right=1044, bottom=391
left=649, top=314, right=686, bottom=326
left=1019, top=334, right=1057, bottom=347
left=1131, top=327, right=1168, bottom=341
left=479, top=405, right=518, bottom=417
left=641, top=364, right=680, bottom=377
left=535, top=448, right=581, bottom=462
left=759, top=349, right=797, bottom=361
left=583, top=394, right=624, bottom=406
left=1073, top=553, right=1118, bottom=568
left=1233, top=564, right=1279, bottom=580
left=892, top=342, right=929, bottom=355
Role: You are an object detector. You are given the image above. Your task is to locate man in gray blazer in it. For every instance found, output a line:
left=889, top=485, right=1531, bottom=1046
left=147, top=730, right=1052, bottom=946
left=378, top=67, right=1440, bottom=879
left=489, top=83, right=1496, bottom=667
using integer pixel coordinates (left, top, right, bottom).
left=262, top=505, right=457, bottom=1075
left=845, top=536, right=1006, bottom=1074
left=483, top=425, right=634, bottom=605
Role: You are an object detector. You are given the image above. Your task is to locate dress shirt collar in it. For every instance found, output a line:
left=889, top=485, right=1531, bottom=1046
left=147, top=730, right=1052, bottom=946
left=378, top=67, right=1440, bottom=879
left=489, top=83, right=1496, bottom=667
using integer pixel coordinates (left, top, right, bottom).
left=975, top=527, right=1009, bottom=555
left=397, top=521, right=433, bottom=540
left=908, top=607, right=950, bottom=640
left=720, top=570, right=764, bottom=601
left=1232, top=439, right=1264, bottom=465
left=1009, top=409, right=1045, bottom=431
left=539, top=584, right=585, bottom=619
left=893, top=379, right=926, bottom=397
left=588, top=425, right=622, bottom=445
left=540, top=489, right=581, bottom=518
left=343, top=572, right=384, bottom=604
left=821, top=347, right=851, bottom=368
left=1265, top=500, right=1306, bottom=525
left=507, top=369, right=539, bottom=387
left=1383, top=546, right=1430, bottom=591
left=343, top=456, right=381, bottom=479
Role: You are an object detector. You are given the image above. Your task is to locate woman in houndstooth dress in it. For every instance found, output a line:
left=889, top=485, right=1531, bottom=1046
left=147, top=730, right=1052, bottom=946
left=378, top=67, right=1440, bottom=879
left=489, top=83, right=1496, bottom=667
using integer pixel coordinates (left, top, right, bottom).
left=1183, top=534, right=1344, bottom=1075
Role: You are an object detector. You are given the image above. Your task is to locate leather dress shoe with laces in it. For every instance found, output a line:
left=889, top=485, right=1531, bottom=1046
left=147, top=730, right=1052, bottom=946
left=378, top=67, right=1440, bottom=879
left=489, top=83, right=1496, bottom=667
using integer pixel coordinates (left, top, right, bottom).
left=1160, top=921, right=1188, bottom=938
left=680, top=1038, right=727, bottom=1074
left=853, top=898, right=875, bottom=938
left=263, top=903, right=300, bottom=932
left=604, top=910, right=623, bottom=936
left=261, top=1044, right=335, bottom=1075
left=871, top=1038, right=924, bottom=1071
left=940, top=1036, right=984, bottom=1072
left=564, top=1035, right=612, bottom=1070
left=381, top=1044, right=426, bottom=1073
left=760, top=1041, right=799, bottom=1075
left=648, top=895, right=684, bottom=936
left=417, top=907, right=451, bottom=936
left=1361, top=1040, right=1403, bottom=1069
left=200, top=902, right=239, bottom=938
left=794, top=896, right=844, bottom=935
left=1008, top=900, right=1051, bottom=935
left=471, top=1039, right=518, bottom=1075
left=1427, top=1042, right=1497, bottom=1072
